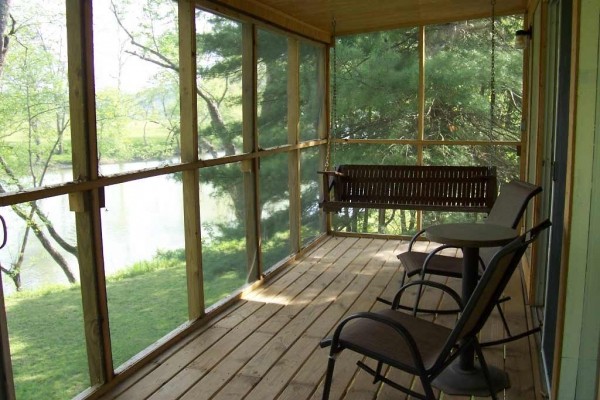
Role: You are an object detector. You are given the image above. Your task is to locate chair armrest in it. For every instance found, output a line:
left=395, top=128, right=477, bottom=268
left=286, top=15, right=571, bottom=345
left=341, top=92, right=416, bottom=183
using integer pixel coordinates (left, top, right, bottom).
left=407, top=228, right=428, bottom=251
left=407, top=228, right=463, bottom=252
left=391, top=280, right=463, bottom=312
left=421, top=244, right=485, bottom=274
left=419, top=244, right=461, bottom=275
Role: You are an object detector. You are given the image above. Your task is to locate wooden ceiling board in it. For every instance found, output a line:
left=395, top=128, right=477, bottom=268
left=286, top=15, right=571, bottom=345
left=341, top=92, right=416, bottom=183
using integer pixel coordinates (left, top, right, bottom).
left=204, top=0, right=526, bottom=41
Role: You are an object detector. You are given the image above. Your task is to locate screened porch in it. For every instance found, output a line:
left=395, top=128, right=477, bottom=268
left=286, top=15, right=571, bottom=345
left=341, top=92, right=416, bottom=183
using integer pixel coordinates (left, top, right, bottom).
left=0, top=0, right=571, bottom=399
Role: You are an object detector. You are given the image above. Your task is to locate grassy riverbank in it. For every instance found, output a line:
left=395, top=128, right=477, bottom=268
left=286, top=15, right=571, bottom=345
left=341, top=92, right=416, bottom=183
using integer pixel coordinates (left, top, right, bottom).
left=4, top=250, right=246, bottom=399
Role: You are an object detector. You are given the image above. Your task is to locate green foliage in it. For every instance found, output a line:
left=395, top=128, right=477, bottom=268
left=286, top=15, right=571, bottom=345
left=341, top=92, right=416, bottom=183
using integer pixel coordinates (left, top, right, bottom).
left=0, top=1, right=70, bottom=188
left=335, top=28, right=420, bottom=139
left=201, top=239, right=247, bottom=282
left=108, top=249, right=184, bottom=281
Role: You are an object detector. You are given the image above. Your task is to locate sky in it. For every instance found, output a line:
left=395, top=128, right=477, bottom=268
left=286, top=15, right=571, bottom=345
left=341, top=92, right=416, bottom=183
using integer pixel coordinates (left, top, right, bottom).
left=92, top=0, right=168, bottom=92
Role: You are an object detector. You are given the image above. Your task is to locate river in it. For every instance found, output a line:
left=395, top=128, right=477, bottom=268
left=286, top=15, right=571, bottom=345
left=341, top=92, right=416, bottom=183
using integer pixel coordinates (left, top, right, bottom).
left=0, top=161, right=232, bottom=296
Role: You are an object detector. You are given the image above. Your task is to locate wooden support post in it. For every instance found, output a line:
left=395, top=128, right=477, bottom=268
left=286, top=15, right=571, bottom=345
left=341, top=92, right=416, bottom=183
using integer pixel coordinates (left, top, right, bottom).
left=418, top=26, right=426, bottom=163
left=242, top=23, right=261, bottom=281
left=288, top=38, right=301, bottom=253
left=66, top=0, right=112, bottom=385
left=179, top=0, right=204, bottom=320
left=416, top=25, right=426, bottom=230
left=321, top=43, right=332, bottom=234
left=0, top=278, right=15, bottom=400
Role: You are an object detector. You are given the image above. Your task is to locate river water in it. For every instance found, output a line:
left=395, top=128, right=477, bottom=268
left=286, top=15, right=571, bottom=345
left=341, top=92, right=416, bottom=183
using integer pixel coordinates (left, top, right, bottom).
left=0, top=162, right=231, bottom=296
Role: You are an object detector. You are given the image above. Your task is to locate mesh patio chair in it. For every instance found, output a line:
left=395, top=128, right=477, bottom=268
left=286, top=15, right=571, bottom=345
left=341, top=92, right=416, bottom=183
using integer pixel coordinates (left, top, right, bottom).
left=379, top=180, right=542, bottom=343
left=320, top=220, right=550, bottom=400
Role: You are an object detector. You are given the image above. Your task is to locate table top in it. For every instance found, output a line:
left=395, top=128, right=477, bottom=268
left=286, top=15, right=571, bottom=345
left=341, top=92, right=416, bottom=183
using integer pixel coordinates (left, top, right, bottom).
left=425, top=223, right=517, bottom=248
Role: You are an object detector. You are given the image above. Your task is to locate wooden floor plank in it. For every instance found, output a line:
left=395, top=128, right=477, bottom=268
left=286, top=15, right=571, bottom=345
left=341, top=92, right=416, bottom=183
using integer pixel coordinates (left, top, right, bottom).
left=307, top=240, right=405, bottom=400
left=177, top=331, right=274, bottom=400
left=502, top=271, right=538, bottom=400
left=235, top=239, right=388, bottom=399
left=205, top=238, right=378, bottom=399
left=118, top=239, right=348, bottom=399
left=322, top=240, right=405, bottom=399
left=153, top=240, right=352, bottom=399
left=376, top=240, right=445, bottom=400
left=100, top=237, right=540, bottom=400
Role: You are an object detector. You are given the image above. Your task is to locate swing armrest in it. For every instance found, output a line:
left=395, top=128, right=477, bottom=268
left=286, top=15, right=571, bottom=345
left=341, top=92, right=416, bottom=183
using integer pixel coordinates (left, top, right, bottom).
left=318, top=170, right=346, bottom=206
left=317, top=170, right=344, bottom=177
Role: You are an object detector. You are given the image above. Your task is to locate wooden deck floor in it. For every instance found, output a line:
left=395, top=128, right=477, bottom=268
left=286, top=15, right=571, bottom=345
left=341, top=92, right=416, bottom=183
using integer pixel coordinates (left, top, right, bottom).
left=101, top=236, right=541, bottom=400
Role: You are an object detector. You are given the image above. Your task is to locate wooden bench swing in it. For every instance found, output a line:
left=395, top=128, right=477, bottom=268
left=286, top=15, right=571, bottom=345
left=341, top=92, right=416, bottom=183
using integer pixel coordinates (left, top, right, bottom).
left=319, top=16, right=499, bottom=216
left=319, top=164, right=498, bottom=214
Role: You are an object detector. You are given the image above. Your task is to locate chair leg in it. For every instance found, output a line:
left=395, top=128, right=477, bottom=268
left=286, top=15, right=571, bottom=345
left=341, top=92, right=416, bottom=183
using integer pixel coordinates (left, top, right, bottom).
left=413, top=281, right=424, bottom=316
left=322, top=354, right=337, bottom=400
left=495, top=302, right=512, bottom=337
left=419, top=375, right=436, bottom=400
left=400, top=269, right=407, bottom=286
left=473, top=342, right=498, bottom=400
left=376, top=269, right=409, bottom=307
left=373, top=361, right=384, bottom=383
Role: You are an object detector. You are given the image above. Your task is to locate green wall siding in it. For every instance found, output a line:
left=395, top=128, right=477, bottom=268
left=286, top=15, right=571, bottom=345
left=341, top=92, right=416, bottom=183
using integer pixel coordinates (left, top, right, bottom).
left=559, top=0, right=600, bottom=397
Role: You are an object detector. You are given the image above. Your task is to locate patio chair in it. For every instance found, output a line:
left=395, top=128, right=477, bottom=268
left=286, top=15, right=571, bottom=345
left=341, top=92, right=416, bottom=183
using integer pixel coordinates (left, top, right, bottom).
left=320, top=220, right=550, bottom=400
left=381, top=180, right=542, bottom=342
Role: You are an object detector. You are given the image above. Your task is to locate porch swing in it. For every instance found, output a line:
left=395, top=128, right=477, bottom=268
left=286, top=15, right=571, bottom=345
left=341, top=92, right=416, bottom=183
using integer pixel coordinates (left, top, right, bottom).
left=319, top=8, right=499, bottom=215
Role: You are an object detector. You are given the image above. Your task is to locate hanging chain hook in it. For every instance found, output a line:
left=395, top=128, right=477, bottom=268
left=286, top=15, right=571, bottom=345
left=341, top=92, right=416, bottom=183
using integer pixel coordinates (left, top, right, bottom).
left=0, top=214, right=7, bottom=250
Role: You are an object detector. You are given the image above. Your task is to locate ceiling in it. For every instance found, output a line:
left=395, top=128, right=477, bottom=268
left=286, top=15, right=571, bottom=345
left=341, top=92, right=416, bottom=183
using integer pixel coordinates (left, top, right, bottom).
left=204, top=0, right=527, bottom=41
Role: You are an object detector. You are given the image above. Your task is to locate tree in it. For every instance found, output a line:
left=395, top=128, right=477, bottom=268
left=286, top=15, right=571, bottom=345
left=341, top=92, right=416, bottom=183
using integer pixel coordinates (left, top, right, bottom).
left=332, top=17, right=524, bottom=234
left=0, top=1, right=77, bottom=289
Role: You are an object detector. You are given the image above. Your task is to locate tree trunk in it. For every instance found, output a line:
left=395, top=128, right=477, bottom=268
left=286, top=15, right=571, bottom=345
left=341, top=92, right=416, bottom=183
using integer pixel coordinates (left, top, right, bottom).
left=6, top=203, right=77, bottom=284
left=33, top=204, right=78, bottom=256
left=29, top=218, right=77, bottom=283
left=9, top=222, right=29, bottom=291
left=0, top=0, right=11, bottom=76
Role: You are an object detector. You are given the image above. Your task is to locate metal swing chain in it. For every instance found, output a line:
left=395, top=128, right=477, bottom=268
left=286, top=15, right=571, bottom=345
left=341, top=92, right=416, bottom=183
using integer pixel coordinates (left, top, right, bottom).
left=325, top=19, right=337, bottom=171
left=489, top=0, right=497, bottom=148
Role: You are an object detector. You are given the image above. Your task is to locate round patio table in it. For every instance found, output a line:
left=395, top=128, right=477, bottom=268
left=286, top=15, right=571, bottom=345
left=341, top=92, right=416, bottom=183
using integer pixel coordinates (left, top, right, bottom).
left=425, top=222, right=517, bottom=396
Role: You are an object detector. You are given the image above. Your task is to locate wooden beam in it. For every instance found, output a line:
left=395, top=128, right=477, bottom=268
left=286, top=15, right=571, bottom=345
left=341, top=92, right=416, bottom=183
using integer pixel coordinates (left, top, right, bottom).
left=288, top=38, right=301, bottom=254
left=242, top=23, right=261, bottom=281
left=417, top=26, right=425, bottom=165
left=321, top=43, right=332, bottom=234
left=0, top=140, right=326, bottom=208
left=527, top=0, right=548, bottom=297
left=331, top=138, right=522, bottom=146
left=179, top=0, right=204, bottom=320
left=235, top=0, right=526, bottom=38
left=66, top=0, right=112, bottom=386
left=317, top=42, right=329, bottom=235
left=0, top=279, right=15, bottom=400
left=417, top=26, right=425, bottom=231
left=196, top=0, right=331, bottom=44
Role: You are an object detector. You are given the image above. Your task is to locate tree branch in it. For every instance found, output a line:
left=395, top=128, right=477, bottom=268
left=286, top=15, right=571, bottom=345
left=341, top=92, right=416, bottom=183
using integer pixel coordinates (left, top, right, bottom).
left=111, top=1, right=178, bottom=72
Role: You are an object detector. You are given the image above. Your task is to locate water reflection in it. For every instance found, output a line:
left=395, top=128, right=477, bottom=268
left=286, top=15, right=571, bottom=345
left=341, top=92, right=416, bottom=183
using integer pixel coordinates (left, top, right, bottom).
left=1, top=162, right=231, bottom=296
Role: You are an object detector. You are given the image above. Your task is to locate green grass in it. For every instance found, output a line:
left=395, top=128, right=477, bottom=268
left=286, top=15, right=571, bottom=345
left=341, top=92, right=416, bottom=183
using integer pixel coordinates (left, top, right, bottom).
left=5, top=250, right=247, bottom=400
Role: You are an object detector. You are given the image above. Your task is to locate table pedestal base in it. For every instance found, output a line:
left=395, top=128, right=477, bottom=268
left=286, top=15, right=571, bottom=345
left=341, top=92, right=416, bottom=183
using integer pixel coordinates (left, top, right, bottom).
left=432, top=358, right=510, bottom=396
